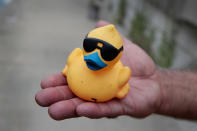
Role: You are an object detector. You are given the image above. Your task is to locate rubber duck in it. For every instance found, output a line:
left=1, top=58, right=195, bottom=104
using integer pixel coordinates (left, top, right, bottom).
left=62, top=24, right=131, bottom=102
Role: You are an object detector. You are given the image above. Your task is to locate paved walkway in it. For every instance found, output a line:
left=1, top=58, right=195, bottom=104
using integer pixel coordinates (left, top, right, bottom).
left=0, top=0, right=196, bottom=131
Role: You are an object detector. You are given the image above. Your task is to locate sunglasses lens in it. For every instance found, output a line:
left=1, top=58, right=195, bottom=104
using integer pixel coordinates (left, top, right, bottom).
left=101, top=45, right=119, bottom=61
left=83, top=37, right=122, bottom=61
left=83, top=39, right=97, bottom=52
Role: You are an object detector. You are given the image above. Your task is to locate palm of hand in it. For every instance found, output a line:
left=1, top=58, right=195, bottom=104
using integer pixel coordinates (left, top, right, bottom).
left=35, top=22, right=160, bottom=120
left=118, top=38, right=160, bottom=118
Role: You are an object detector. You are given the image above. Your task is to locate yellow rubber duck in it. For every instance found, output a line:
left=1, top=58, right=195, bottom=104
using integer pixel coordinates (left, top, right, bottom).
left=62, top=24, right=131, bottom=102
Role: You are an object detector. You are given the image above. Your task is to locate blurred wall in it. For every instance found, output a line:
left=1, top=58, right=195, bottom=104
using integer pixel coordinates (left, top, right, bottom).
left=88, top=0, right=197, bottom=69
left=0, top=0, right=21, bottom=31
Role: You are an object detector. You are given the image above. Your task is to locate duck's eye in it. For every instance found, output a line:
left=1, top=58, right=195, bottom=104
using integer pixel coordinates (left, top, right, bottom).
left=97, top=42, right=103, bottom=48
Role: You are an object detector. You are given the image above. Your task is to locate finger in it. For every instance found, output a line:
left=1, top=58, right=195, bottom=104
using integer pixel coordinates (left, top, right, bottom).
left=76, top=100, right=125, bottom=118
left=48, top=98, right=84, bottom=120
left=41, top=73, right=67, bottom=89
left=35, top=85, right=75, bottom=107
left=95, top=20, right=110, bottom=28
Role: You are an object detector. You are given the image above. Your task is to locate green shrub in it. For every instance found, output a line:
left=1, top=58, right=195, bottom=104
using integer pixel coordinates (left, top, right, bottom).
left=114, top=0, right=126, bottom=25
left=156, top=32, right=176, bottom=67
left=128, top=12, right=154, bottom=55
left=128, top=12, right=176, bottom=68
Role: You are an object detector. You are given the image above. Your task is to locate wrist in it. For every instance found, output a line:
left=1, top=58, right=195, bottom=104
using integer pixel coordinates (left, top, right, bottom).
left=145, top=68, right=165, bottom=115
left=153, top=69, right=197, bottom=119
left=153, top=69, right=168, bottom=115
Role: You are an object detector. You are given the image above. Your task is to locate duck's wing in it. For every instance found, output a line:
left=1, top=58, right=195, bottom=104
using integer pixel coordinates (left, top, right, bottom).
left=62, top=48, right=83, bottom=76
left=116, top=66, right=131, bottom=98
left=67, top=48, right=83, bottom=65
left=118, top=66, right=131, bottom=88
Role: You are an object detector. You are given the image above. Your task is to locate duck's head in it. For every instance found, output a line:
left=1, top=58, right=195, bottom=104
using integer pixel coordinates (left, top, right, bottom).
left=83, top=24, right=123, bottom=71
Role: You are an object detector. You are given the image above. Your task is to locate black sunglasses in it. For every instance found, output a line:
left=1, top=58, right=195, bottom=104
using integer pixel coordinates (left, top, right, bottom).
left=83, top=37, right=123, bottom=61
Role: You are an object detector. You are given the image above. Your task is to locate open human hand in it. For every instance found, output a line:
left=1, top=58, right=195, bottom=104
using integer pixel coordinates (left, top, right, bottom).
left=35, top=21, right=161, bottom=120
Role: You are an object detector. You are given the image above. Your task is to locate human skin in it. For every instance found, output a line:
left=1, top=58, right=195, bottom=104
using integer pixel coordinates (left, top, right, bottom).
left=156, top=70, right=197, bottom=120
left=35, top=21, right=197, bottom=120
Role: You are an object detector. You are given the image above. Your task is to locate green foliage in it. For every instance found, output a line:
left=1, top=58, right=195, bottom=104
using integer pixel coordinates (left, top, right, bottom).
left=128, top=12, right=154, bottom=55
left=114, top=0, right=126, bottom=25
left=128, top=11, right=176, bottom=68
left=155, top=32, right=176, bottom=67
left=107, top=1, right=113, bottom=11
left=89, top=0, right=94, bottom=4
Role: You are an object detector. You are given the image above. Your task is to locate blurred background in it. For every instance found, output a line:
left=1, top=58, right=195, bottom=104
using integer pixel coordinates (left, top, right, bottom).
left=0, top=0, right=196, bottom=131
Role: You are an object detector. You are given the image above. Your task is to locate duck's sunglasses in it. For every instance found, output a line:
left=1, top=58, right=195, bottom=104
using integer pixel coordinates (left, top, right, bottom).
left=83, top=37, right=123, bottom=61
